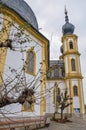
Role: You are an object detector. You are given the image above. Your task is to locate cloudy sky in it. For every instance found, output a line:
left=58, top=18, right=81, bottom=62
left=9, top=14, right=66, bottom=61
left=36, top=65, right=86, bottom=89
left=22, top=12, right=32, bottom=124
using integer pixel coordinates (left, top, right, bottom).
left=24, top=0, right=86, bottom=103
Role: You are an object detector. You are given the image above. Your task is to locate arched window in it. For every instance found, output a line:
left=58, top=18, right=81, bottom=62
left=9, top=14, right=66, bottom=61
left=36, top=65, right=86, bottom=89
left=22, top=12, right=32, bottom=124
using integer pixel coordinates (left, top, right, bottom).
left=69, top=41, right=73, bottom=49
left=26, top=49, right=36, bottom=75
left=22, top=96, right=34, bottom=112
left=73, top=86, right=78, bottom=96
left=23, top=101, right=31, bottom=111
left=71, top=59, right=76, bottom=71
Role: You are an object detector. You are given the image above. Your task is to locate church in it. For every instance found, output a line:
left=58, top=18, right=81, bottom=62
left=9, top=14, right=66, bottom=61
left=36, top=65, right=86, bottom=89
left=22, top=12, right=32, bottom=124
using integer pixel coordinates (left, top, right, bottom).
left=0, top=0, right=85, bottom=120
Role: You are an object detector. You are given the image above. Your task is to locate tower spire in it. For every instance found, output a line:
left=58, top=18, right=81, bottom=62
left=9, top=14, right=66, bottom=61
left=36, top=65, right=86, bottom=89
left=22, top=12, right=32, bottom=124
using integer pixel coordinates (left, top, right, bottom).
left=65, top=6, right=69, bottom=23
left=62, top=7, right=75, bottom=35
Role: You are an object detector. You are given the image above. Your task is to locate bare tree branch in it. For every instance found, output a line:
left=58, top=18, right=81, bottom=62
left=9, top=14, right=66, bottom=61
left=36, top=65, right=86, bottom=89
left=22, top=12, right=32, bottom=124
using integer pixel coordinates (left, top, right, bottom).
left=0, top=88, right=34, bottom=108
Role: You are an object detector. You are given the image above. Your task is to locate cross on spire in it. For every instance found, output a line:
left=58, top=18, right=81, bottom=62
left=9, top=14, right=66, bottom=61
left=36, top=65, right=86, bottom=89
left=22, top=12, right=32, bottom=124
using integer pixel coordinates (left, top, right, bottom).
left=65, top=6, right=69, bottom=23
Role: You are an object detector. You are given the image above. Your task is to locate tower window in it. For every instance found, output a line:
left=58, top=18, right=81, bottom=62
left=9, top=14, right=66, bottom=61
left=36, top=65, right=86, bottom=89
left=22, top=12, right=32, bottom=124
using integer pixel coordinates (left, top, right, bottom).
left=71, top=59, right=76, bottom=71
left=26, top=49, right=36, bottom=75
left=73, top=86, right=78, bottom=96
left=69, top=41, right=73, bottom=49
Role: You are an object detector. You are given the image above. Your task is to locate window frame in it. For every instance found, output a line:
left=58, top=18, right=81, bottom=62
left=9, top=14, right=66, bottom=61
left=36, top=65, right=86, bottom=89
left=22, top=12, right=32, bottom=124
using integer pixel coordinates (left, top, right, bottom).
left=22, top=95, right=34, bottom=112
left=69, top=41, right=73, bottom=49
left=26, top=48, right=36, bottom=75
left=71, top=58, right=76, bottom=71
left=73, top=86, right=78, bottom=96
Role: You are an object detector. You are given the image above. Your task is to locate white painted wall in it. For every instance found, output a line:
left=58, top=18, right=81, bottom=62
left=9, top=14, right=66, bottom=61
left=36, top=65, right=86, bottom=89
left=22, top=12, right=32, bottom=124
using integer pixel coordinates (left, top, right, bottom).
left=78, top=57, right=81, bottom=73
left=73, top=97, right=80, bottom=108
left=46, top=80, right=66, bottom=114
left=72, top=79, right=78, bottom=86
left=1, top=20, right=43, bottom=116
left=46, top=81, right=55, bottom=113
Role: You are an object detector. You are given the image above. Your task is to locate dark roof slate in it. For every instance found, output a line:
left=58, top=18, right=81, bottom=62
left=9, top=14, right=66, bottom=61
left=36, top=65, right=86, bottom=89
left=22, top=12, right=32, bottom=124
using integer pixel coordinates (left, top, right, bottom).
left=50, top=60, right=64, bottom=67
left=0, top=0, right=38, bottom=30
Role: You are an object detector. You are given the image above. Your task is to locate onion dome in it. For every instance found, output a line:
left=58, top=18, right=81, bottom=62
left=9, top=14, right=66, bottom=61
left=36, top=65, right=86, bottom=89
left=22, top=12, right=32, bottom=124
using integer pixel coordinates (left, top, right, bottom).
left=62, top=8, right=75, bottom=35
left=0, top=0, right=38, bottom=30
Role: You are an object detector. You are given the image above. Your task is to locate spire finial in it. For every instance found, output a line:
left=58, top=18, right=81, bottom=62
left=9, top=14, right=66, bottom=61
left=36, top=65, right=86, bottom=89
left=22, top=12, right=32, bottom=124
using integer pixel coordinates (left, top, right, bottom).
left=64, top=6, right=69, bottom=23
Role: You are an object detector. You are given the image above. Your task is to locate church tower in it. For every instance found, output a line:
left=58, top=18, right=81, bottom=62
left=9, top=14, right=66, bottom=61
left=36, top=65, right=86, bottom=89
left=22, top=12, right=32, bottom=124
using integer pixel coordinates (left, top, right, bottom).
left=60, top=8, right=85, bottom=115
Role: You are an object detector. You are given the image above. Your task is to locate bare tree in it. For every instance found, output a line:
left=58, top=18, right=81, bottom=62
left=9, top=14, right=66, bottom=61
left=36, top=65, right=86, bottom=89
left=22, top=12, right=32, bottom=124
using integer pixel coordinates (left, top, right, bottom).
left=57, top=89, right=72, bottom=120
left=0, top=16, right=42, bottom=110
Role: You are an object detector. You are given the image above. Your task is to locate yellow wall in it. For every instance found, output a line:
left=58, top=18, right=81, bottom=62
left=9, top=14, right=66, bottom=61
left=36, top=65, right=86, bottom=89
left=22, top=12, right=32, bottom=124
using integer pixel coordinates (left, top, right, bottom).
left=0, top=15, right=12, bottom=90
left=61, top=34, right=84, bottom=114
left=0, top=7, right=49, bottom=115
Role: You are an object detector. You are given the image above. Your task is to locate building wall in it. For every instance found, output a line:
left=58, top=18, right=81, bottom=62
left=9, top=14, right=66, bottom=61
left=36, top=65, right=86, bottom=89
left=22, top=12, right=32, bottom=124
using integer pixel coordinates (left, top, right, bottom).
left=61, top=34, right=85, bottom=114
left=0, top=12, right=48, bottom=117
left=46, top=80, right=66, bottom=114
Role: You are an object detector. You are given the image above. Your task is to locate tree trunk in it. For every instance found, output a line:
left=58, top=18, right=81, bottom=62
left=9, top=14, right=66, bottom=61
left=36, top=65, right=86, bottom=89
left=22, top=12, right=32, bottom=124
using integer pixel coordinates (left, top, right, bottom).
left=61, top=109, right=63, bottom=120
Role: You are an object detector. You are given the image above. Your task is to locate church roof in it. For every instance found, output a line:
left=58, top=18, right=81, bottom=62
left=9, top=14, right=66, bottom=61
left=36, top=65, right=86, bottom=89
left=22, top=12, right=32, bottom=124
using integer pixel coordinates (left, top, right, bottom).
left=49, top=60, right=64, bottom=67
left=0, top=0, right=38, bottom=30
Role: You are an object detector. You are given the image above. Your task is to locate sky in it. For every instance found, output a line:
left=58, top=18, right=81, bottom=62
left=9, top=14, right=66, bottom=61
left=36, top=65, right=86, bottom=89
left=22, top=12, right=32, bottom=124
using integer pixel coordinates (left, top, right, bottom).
left=24, top=0, right=86, bottom=103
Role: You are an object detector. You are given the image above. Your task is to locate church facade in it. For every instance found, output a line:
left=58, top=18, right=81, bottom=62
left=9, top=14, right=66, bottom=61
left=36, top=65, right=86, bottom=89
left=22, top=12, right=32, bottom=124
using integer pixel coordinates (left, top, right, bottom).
left=0, top=0, right=85, bottom=118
